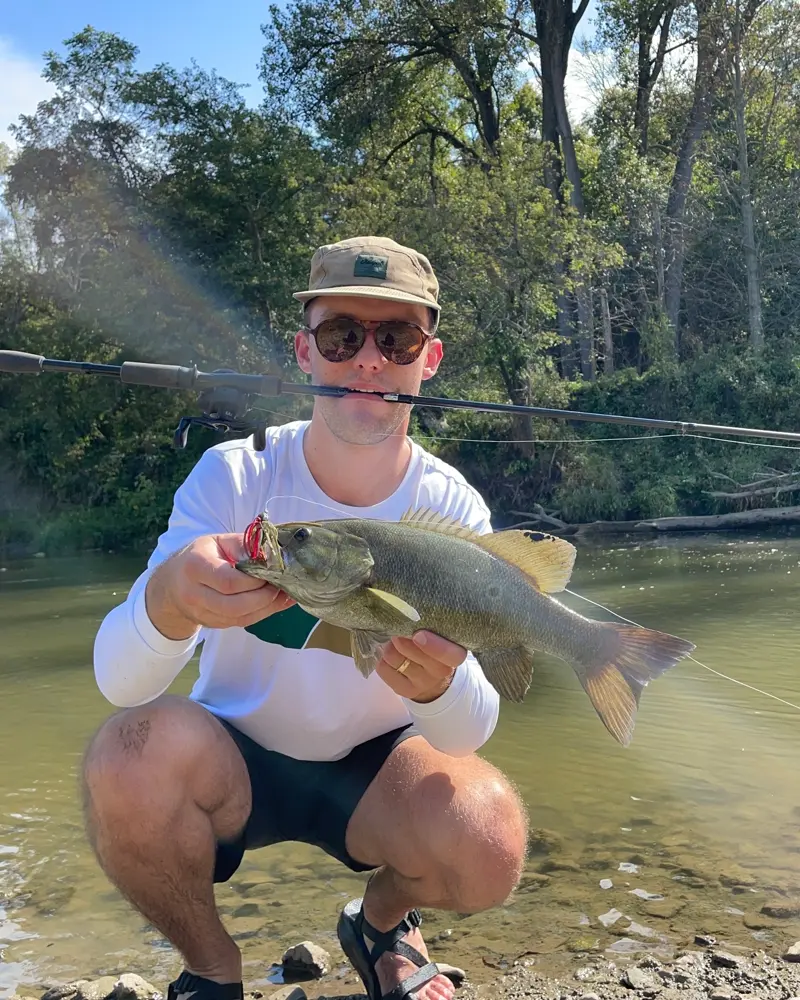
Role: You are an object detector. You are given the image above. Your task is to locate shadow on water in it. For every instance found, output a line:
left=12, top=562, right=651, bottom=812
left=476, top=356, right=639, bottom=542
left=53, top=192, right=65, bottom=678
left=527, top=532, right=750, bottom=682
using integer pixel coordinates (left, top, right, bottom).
left=1, top=530, right=800, bottom=995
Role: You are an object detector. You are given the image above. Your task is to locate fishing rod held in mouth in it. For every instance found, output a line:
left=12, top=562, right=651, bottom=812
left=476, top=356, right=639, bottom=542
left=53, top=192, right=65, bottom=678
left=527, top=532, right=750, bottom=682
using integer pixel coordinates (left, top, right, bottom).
left=3, top=348, right=800, bottom=448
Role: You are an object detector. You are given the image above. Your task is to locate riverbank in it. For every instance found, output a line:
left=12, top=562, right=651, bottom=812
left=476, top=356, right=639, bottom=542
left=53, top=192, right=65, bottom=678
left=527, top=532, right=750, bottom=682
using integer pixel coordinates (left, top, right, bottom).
left=10, top=942, right=800, bottom=1000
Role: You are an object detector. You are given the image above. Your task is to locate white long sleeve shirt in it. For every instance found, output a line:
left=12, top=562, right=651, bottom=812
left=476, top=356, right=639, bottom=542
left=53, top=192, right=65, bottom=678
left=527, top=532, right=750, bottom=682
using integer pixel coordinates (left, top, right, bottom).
left=93, top=420, right=500, bottom=761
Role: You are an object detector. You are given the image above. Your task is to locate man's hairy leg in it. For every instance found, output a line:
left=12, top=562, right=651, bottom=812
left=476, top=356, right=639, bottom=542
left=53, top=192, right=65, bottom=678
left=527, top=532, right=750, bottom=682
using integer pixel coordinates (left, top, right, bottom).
left=82, top=695, right=251, bottom=984
left=345, top=736, right=528, bottom=1000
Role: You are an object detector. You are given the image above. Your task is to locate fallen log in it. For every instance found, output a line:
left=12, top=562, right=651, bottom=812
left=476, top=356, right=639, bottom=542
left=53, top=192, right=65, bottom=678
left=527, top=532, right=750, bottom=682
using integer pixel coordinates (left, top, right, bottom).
left=634, top=505, right=800, bottom=532
left=704, top=481, right=800, bottom=501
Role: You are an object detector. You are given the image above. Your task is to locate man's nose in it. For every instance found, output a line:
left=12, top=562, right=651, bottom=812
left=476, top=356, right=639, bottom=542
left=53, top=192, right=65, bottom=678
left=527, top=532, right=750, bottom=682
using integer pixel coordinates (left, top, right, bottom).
left=354, top=329, right=385, bottom=370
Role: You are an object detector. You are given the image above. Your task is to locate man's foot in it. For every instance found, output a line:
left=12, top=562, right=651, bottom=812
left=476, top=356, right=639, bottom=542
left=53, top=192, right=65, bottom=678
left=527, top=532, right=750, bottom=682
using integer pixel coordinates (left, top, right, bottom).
left=337, top=899, right=462, bottom=1000
left=167, top=971, right=244, bottom=1000
left=366, top=919, right=456, bottom=1000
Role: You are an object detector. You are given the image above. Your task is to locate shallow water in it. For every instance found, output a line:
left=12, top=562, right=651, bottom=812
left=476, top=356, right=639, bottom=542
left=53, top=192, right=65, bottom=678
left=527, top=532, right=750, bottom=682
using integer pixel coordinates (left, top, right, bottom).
left=2, top=532, right=800, bottom=997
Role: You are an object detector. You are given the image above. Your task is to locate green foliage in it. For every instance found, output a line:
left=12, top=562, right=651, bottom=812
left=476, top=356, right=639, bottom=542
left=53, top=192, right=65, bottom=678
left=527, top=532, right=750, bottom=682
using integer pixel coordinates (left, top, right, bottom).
left=2, top=9, right=800, bottom=554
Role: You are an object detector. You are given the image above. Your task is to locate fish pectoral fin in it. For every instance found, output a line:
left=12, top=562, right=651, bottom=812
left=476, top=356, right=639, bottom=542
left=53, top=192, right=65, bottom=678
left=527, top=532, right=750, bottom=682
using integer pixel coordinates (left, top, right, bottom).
left=476, top=530, right=577, bottom=593
left=573, top=623, right=695, bottom=746
left=365, top=587, right=421, bottom=623
left=350, top=629, right=391, bottom=678
left=475, top=647, right=536, bottom=703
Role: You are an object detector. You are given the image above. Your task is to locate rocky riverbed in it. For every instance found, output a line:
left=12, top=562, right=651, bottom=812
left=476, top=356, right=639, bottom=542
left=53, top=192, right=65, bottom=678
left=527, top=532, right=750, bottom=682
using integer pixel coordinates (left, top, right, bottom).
left=9, top=938, right=800, bottom=1000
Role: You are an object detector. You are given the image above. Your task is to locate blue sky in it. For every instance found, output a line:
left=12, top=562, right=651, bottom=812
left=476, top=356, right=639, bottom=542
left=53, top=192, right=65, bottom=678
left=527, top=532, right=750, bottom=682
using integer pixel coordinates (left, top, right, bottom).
left=1, top=0, right=600, bottom=144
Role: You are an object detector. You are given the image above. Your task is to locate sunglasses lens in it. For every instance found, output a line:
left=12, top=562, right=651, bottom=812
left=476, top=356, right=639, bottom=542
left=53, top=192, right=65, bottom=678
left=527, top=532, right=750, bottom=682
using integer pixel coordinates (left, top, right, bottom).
left=375, top=323, right=427, bottom=365
left=314, top=319, right=365, bottom=362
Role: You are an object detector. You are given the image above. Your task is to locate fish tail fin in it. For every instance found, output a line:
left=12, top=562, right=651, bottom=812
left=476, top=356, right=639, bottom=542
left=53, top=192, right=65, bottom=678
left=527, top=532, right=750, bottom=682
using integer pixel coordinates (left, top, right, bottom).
left=574, top=624, right=695, bottom=746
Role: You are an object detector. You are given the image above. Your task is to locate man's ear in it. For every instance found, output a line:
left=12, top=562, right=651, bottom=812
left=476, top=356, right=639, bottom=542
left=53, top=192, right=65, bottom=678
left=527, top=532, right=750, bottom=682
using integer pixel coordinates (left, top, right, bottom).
left=295, top=329, right=313, bottom=375
left=421, top=337, right=443, bottom=381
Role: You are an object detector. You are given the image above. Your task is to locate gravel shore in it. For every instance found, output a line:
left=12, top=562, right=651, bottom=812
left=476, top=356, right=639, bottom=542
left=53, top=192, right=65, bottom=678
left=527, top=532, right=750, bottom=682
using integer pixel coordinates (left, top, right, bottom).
left=11, top=940, right=800, bottom=1000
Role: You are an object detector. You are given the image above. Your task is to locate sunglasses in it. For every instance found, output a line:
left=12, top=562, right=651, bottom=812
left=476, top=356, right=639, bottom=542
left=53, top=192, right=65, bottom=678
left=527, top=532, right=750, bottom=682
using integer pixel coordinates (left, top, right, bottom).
left=304, top=317, right=431, bottom=366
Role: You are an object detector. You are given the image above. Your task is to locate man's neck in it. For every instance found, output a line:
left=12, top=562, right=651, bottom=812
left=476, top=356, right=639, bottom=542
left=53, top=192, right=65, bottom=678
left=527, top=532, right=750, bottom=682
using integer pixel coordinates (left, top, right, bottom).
left=302, top=417, right=412, bottom=507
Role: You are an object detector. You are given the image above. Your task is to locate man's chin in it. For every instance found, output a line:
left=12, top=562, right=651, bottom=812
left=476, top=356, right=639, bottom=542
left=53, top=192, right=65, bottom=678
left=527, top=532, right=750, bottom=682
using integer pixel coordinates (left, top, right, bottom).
left=320, top=402, right=408, bottom=445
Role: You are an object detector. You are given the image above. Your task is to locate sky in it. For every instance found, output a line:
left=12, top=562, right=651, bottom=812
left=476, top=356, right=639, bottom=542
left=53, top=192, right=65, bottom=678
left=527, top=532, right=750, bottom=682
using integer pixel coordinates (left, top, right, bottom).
left=0, top=0, right=601, bottom=146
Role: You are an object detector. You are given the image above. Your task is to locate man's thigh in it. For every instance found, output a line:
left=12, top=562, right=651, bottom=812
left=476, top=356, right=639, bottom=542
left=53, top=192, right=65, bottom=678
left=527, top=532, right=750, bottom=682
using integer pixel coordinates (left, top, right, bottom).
left=210, top=716, right=419, bottom=882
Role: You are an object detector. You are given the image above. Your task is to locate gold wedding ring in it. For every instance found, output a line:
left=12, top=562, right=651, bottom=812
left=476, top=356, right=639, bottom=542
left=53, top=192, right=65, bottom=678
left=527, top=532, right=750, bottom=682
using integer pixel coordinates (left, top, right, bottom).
left=396, top=657, right=412, bottom=675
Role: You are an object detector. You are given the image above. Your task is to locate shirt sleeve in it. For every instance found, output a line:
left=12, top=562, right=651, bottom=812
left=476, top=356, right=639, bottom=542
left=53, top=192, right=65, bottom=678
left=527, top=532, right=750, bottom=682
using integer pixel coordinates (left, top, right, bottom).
left=401, top=483, right=501, bottom=756
left=92, top=446, right=241, bottom=707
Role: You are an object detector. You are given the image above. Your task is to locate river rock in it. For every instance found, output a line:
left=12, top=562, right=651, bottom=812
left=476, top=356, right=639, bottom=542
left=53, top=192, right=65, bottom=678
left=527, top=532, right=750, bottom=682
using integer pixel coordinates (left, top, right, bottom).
left=527, top=828, right=564, bottom=855
left=114, top=976, right=160, bottom=1000
left=783, top=941, right=800, bottom=962
left=621, top=966, right=660, bottom=991
left=711, top=950, right=744, bottom=968
left=267, top=989, right=306, bottom=1000
left=761, top=900, right=800, bottom=919
left=281, top=941, right=331, bottom=978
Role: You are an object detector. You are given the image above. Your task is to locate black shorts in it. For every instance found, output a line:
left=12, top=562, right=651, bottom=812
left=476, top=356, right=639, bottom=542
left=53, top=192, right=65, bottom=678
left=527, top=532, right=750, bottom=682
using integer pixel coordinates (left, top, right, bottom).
left=211, top=717, right=418, bottom=882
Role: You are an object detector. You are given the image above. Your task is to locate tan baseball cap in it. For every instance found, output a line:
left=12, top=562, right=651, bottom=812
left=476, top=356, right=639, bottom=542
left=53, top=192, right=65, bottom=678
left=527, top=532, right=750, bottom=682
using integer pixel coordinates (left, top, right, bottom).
left=293, top=236, right=441, bottom=319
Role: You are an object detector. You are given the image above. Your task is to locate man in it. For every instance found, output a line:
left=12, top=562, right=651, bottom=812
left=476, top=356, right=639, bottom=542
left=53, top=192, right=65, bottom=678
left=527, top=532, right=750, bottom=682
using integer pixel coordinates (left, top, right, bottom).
left=85, top=237, right=528, bottom=1000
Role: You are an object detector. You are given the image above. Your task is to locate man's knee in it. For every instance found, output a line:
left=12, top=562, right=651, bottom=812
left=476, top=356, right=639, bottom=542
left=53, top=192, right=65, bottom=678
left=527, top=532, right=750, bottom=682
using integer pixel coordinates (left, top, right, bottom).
left=82, top=694, right=244, bottom=827
left=417, top=758, right=528, bottom=911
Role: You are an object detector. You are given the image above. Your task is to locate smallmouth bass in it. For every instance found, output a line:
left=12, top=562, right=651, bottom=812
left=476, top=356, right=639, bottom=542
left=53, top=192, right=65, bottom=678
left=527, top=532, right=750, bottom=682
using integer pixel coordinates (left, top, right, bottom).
left=235, top=507, right=695, bottom=746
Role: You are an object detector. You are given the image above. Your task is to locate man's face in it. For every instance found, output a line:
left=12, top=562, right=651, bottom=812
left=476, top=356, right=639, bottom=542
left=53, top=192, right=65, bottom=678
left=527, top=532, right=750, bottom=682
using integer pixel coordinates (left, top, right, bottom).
left=295, top=294, right=443, bottom=446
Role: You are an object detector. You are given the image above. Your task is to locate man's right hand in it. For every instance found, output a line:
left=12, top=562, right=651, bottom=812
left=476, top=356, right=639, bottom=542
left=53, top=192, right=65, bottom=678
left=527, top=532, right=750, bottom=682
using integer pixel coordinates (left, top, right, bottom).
left=144, top=533, right=296, bottom=640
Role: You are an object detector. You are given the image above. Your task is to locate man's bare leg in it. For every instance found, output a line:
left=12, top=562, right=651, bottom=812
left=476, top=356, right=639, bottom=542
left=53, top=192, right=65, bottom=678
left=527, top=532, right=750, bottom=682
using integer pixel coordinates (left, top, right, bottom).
left=82, top=695, right=251, bottom=984
left=345, top=735, right=529, bottom=1000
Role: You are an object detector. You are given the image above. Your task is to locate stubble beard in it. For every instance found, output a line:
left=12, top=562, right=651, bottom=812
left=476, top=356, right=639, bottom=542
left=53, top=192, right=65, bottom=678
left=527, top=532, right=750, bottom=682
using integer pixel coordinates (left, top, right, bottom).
left=317, top=396, right=412, bottom=446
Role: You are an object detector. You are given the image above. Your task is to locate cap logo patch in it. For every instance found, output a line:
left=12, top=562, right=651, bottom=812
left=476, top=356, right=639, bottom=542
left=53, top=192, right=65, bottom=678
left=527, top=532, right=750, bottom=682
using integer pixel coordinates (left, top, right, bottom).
left=353, top=253, right=389, bottom=280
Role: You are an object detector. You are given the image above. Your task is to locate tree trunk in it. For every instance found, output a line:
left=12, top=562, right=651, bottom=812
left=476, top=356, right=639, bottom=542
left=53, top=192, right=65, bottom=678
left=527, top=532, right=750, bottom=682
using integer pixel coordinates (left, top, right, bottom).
left=663, top=0, right=765, bottom=354
left=599, top=286, right=614, bottom=373
left=534, top=0, right=593, bottom=378
left=634, top=1, right=678, bottom=156
left=732, top=4, right=763, bottom=351
left=663, top=8, right=717, bottom=350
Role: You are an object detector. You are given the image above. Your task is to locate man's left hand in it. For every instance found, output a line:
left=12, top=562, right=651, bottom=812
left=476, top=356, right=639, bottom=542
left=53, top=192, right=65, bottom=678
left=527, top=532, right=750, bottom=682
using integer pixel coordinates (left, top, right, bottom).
left=377, top=631, right=467, bottom=703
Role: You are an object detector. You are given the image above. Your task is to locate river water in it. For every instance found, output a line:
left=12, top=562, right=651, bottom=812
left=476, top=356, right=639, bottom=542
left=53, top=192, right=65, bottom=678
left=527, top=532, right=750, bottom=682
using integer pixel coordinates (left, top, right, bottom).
left=2, top=531, right=800, bottom=997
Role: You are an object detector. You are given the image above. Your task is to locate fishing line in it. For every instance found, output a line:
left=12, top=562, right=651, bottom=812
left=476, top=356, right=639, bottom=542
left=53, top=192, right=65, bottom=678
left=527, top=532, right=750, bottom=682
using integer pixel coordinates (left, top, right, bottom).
left=564, top=587, right=800, bottom=714
left=250, top=402, right=800, bottom=452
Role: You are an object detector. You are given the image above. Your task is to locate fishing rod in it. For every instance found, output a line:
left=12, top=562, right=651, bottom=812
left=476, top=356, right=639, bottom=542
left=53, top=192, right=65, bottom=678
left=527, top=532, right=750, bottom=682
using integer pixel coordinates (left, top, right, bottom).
left=3, top=348, right=800, bottom=450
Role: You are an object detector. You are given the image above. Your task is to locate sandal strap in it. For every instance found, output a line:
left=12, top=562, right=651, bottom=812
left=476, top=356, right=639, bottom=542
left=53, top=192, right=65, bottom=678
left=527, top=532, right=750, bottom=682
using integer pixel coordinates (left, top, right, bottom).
left=380, top=961, right=441, bottom=1000
left=359, top=907, right=425, bottom=965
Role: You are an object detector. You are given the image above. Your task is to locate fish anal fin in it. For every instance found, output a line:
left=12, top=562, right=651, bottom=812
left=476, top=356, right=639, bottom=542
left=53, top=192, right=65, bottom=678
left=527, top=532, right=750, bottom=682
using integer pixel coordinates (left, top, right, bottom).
left=475, top=647, right=535, bottom=702
left=476, top=530, right=577, bottom=593
left=351, top=629, right=390, bottom=678
left=573, top=623, right=696, bottom=746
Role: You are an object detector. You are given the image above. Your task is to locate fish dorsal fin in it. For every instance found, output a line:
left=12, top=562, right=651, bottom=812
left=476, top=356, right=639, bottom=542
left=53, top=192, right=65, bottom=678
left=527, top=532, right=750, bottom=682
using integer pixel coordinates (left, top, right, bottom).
left=400, top=506, right=483, bottom=540
left=477, top=530, right=577, bottom=593
left=400, top=507, right=577, bottom=593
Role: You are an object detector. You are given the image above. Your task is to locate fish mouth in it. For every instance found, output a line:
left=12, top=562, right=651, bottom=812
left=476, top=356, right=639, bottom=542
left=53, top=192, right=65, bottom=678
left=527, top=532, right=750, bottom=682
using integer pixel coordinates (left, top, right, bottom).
left=240, top=514, right=286, bottom=574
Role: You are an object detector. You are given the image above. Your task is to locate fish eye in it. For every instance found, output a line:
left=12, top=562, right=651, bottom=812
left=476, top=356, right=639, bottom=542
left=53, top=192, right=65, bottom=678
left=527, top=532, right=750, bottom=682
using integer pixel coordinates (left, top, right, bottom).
left=293, top=527, right=310, bottom=542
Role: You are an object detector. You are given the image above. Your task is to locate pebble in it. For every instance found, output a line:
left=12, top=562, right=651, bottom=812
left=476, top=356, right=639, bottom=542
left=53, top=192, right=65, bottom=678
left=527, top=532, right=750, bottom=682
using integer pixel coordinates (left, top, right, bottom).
left=621, top=966, right=660, bottom=991
left=280, top=941, right=331, bottom=979
left=579, top=994, right=601, bottom=1000
left=711, top=950, right=744, bottom=968
left=708, top=989, right=734, bottom=1000
left=785, top=942, right=800, bottom=962
left=598, top=908, right=624, bottom=927
left=267, top=990, right=306, bottom=1000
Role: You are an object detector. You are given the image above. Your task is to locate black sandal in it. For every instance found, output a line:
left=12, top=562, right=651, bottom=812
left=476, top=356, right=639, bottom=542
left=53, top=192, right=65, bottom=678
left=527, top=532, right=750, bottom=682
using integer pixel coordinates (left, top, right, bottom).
left=337, top=896, right=464, bottom=1000
left=166, top=971, right=244, bottom=1000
